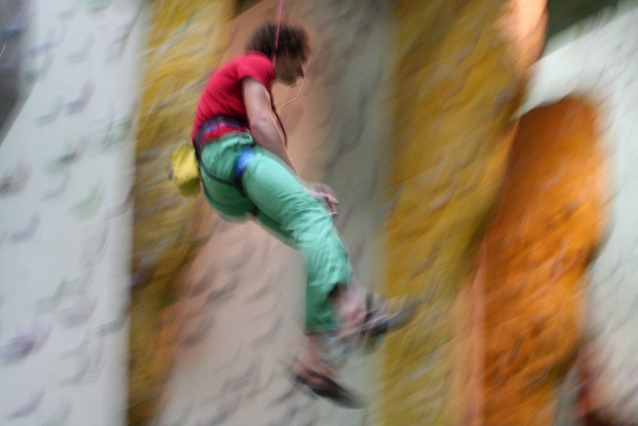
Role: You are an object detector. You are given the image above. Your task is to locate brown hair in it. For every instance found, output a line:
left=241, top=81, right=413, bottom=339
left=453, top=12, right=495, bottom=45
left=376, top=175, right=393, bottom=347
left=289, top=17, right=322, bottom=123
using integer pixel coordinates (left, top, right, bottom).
left=246, top=23, right=310, bottom=61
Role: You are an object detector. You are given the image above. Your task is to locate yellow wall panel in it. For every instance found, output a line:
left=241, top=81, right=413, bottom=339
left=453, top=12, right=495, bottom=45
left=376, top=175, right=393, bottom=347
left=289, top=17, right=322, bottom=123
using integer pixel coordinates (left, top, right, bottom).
left=129, top=1, right=233, bottom=423
left=384, top=0, right=546, bottom=424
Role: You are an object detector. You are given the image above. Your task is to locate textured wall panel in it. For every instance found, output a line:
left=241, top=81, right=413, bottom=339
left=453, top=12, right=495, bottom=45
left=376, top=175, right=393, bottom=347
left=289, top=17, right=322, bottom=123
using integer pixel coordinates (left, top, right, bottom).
left=466, top=97, right=609, bottom=425
left=0, top=0, right=145, bottom=424
left=129, top=1, right=233, bottom=423
left=525, top=5, right=638, bottom=423
left=384, top=0, right=547, bottom=424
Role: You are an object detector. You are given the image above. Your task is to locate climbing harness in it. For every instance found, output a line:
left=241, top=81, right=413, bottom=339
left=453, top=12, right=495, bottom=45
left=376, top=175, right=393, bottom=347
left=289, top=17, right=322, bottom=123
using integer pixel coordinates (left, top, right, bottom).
left=191, top=116, right=253, bottom=193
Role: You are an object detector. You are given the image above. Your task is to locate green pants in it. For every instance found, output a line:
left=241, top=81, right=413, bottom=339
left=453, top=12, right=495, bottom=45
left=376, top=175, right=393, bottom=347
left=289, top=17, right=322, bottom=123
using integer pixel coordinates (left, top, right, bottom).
left=199, top=132, right=350, bottom=332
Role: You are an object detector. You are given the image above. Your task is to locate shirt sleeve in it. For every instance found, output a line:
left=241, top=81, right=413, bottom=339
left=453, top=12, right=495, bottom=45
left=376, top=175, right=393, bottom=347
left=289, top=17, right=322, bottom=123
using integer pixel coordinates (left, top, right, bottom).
left=236, top=54, right=275, bottom=89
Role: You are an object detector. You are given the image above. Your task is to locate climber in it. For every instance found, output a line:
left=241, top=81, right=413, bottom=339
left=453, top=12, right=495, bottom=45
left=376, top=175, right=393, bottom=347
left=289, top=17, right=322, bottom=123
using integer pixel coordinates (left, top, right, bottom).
left=191, top=22, right=411, bottom=407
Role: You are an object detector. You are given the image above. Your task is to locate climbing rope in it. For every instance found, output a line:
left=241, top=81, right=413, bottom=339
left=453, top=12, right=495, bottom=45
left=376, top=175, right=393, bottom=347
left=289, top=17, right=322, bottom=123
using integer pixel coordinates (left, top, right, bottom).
left=272, top=0, right=284, bottom=64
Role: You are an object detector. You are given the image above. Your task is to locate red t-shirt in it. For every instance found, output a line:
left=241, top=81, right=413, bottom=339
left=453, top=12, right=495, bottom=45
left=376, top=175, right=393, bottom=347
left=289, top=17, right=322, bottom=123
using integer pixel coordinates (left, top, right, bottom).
left=192, top=51, right=286, bottom=144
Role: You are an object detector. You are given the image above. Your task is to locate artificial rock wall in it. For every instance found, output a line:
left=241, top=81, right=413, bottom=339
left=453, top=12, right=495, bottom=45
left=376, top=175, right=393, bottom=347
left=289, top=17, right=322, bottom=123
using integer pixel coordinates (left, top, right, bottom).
left=0, top=0, right=144, bottom=424
left=383, top=0, right=548, bottom=424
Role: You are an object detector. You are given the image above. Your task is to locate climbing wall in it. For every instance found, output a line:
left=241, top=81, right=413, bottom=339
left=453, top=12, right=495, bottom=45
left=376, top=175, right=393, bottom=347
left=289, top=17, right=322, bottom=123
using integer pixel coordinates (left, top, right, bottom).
left=1, top=0, right=630, bottom=424
left=464, top=97, right=609, bottom=425
left=129, top=0, right=234, bottom=423
left=526, top=4, right=638, bottom=423
left=0, top=0, right=145, bottom=424
left=383, top=0, right=547, bottom=424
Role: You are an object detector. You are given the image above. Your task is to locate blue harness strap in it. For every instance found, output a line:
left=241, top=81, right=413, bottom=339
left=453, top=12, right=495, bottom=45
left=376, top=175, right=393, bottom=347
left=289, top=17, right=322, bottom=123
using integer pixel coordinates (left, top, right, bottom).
left=233, top=146, right=255, bottom=189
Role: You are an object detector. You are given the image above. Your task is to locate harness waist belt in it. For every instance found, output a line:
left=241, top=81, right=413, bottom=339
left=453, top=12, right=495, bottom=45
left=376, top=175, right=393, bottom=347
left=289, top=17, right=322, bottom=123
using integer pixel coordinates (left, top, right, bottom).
left=194, top=116, right=249, bottom=150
